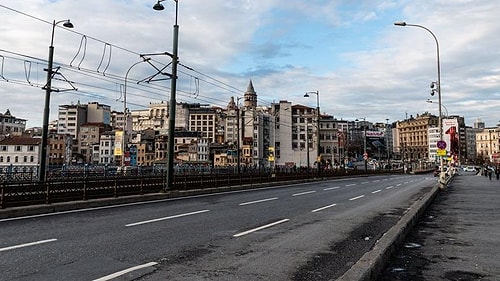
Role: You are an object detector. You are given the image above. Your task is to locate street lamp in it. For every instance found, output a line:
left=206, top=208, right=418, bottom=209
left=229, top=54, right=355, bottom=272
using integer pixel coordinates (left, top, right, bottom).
left=426, top=99, right=448, bottom=116
left=121, top=58, right=151, bottom=167
left=39, top=19, right=74, bottom=182
left=154, top=0, right=179, bottom=190
left=386, top=118, right=391, bottom=167
left=304, top=91, right=321, bottom=177
left=355, top=118, right=368, bottom=172
left=395, top=21, right=446, bottom=188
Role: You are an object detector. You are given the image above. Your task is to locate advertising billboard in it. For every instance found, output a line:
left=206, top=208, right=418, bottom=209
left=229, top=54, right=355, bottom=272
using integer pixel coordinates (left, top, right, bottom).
left=365, top=131, right=386, bottom=155
left=442, top=118, right=459, bottom=157
left=114, top=131, right=123, bottom=156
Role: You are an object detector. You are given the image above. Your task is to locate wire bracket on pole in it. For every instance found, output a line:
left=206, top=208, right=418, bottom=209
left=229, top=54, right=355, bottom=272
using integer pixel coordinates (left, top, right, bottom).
left=23, top=60, right=33, bottom=86
left=138, top=52, right=176, bottom=83
left=0, top=55, right=8, bottom=81
left=42, top=66, right=77, bottom=92
left=70, top=35, right=88, bottom=70
left=97, top=43, right=112, bottom=75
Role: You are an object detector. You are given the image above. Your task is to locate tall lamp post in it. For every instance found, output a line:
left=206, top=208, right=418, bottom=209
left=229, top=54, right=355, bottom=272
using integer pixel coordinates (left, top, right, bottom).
left=304, top=91, right=321, bottom=177
left=154, top=0, right=179, bottom=190
left=39, top=19, right=74, bottom=182
left=394, top=21, right=445, bottom=188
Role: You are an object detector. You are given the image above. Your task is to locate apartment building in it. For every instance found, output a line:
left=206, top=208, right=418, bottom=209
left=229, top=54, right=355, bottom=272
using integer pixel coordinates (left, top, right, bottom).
left=0, top=109, right=26, bottom=139
left=0, top=137, right=40, bottom=169
left=476, top=126, right=498, bottom=162
left=57, top=102, right=87, bottom=139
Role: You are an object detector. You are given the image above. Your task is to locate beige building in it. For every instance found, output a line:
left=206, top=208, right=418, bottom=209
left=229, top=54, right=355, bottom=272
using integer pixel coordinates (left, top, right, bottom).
left=475, top=127, right=498, bottom=162
left=395, top=113, right=438, bottom=163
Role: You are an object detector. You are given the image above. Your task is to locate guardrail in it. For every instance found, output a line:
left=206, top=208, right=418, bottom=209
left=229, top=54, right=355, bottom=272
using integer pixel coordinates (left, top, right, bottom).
left=1, top=168, right=400, bottom=209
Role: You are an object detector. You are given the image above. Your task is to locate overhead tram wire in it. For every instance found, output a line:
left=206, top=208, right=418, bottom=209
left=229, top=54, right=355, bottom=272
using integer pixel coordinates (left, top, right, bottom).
left=1, top=46, right=289, bottom=116
left=1, top=4, right=282, bottom=113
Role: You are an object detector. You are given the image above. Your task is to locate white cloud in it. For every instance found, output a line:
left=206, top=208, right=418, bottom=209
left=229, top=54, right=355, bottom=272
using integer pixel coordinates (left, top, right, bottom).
left=1, top=0, right=499, bottom=128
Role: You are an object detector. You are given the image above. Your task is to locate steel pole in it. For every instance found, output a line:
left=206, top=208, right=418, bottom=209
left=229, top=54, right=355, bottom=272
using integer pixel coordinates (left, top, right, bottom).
left=166, top=1, right=179, bottom=190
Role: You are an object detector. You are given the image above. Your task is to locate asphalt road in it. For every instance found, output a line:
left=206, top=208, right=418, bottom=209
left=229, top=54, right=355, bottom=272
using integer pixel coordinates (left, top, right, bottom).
left=378, top=170, right=500, bottom=280
left=0, top=174, right=435, bottom=281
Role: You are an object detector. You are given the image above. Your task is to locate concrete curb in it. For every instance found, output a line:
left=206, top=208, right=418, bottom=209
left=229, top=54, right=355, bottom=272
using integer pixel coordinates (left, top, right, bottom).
left=336, top=182, right=441, bottom=281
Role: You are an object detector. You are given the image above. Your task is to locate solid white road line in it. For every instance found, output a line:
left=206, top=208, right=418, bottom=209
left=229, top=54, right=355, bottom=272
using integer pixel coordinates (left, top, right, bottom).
left=349, top=195, right=365, bottom=201
left=239, top=197, right=278, bottom=206
left=323, top=186, right=340, bottom=191
left=312, top=203, right=337, bottom=213
left=92, top=262, right=158, bottom=281
left=125, top=210, right=209, bottom=227
left=372, top=189, right=382, bottom=194
left=292, top=191, right=316, bottom=196
left=0, top=238, right=57, bottom=252
left=233, top=219, right=289, bottom=238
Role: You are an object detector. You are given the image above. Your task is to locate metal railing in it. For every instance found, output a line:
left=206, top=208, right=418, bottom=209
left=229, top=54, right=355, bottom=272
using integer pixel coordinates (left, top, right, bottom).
left=1, top=167, right=398, bottom=209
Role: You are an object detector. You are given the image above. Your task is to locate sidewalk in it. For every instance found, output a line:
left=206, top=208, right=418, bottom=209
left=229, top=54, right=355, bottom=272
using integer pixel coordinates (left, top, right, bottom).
left=379, top=172, right=500, bottom=280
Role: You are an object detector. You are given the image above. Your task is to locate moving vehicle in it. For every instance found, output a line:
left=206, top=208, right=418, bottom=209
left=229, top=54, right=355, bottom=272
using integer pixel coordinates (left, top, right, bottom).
left=462, top=166, right=476, bottom=172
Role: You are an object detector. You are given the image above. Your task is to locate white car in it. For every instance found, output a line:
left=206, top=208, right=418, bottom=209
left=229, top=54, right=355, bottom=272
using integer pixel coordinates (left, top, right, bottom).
left=462, top=166, right=476, bottom=172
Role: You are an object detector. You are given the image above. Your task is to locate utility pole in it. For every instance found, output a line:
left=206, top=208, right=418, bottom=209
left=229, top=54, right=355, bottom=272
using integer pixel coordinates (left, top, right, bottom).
left=236, top=97, right=242, bottom=174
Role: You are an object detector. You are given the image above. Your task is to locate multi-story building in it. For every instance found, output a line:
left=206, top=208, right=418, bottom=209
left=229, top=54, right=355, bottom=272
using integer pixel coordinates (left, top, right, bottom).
left=224, top=97, right=239, bottom=150
left=290, top=104, right=319, bottom=168
left=78, top=123, right=107, bottom=164
left=48, top=134, right=68, bottom=166
left=395, top=113, right=438, bottom=166
left=476, top=126, right=498, bottom=162
left=0, top=109, right=26, bottom=139
left=0, top=137, right=40, bottom=170
left=130, top=102, right=168, bottom=133
left=465, top=126, right=476, bottom=163
left=188, top=105, right=217, bottom=144
left=57, top=102, right=88, bottom=139
left=87, top=102, right=111, bottom=125
left=99, top=132, right=115, bottom=165
left=269, top=101, right=293, bottom=167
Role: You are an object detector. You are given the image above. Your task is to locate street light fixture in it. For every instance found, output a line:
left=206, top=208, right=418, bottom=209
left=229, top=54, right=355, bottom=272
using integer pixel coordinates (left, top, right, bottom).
left=39, top=19, right=74, bottom=182
left=304, top=91, right=321, bottom=177
left=426, top=99, right=448, bottom=117
left=394, top=21, right=446, bottom=189
left=154, top=0, right=179, bottom=190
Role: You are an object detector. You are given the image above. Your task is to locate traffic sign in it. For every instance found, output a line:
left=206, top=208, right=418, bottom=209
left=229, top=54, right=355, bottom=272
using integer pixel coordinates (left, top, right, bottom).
left=437, top=140, right=446, bottom=149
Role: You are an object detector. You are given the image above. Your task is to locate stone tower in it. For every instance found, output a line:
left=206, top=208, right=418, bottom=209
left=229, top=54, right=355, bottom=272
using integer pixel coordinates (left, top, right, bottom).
left=243, top=80, right=257, bottom=109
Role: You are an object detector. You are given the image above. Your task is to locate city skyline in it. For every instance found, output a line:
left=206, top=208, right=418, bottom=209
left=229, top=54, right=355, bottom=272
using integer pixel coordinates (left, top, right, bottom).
left=1, top=1, right=499, bottom=128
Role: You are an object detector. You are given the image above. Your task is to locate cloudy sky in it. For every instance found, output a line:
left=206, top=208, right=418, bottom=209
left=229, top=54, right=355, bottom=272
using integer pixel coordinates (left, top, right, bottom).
left=1, top=0, right=499, bottom=128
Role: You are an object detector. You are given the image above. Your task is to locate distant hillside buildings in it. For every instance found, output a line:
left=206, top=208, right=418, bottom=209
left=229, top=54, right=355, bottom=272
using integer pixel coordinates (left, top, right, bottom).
left=1, top=81, right=499, bottom=174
